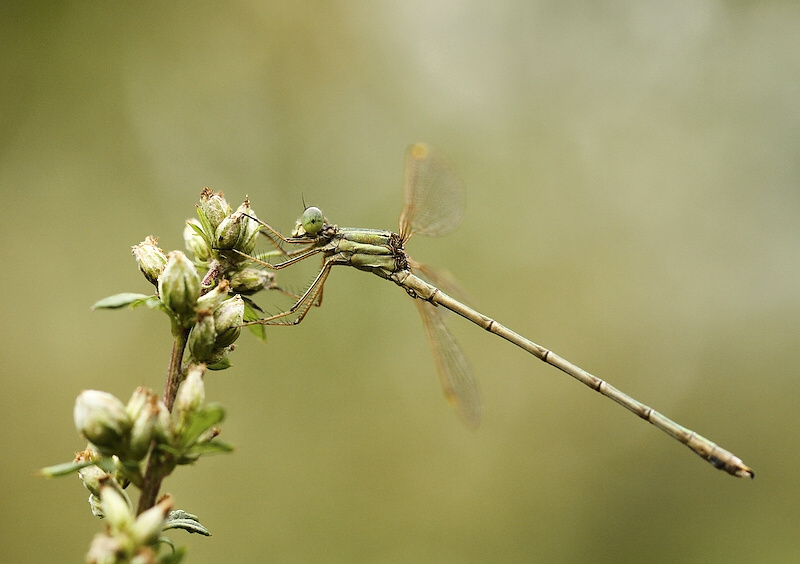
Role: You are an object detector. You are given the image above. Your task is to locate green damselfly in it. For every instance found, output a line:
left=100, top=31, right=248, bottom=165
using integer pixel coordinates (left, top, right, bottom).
left=240, top=144, right=753, bottom=478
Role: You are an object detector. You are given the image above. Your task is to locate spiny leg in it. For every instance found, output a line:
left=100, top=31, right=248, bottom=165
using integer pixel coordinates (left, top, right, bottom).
left=243, top=213, right=320, bottom=260
left=234, top=244, right=326, bottom=270
left=241, top=259, right=334, bottom=326
left=310, top=255, right=326, bottom=308
left=259, top=272, right=306, bottom=303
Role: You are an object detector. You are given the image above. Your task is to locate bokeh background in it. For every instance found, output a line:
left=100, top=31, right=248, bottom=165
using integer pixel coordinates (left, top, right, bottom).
left=2, top=2, right=798, bottom=562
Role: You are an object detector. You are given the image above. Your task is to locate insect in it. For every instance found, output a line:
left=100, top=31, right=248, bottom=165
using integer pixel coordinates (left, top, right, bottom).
left=239, top=144, right=753, bottom=478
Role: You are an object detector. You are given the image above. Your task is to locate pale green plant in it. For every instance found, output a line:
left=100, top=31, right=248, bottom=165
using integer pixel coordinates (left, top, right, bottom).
left=40, top=189, right=276, bottom=563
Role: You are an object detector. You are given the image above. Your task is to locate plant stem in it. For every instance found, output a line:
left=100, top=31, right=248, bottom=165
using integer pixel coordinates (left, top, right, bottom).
left=136, top=327, right=190, bottom=514
left=163, top=327, right=190, bottom=411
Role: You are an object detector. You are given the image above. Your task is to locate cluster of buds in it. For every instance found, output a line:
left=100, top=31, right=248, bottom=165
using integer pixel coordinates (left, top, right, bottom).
left=130, top=244, right=247, bottom=367
left=85, top=485, right=173, bottom=564
left=74, top=388, right=165, bottom=462
left=185, top=280, right=244, bottom=367
left=131, top=190, right=277, bottom=366
left=74, top=367, right=226, bottom=473
left=43, top=190, right=270, bottom=562
left=67, top=374, right=220, bottom=563
left=186, top=189, right=266, bottom=285
left=74, top=448, right=127, bottom=518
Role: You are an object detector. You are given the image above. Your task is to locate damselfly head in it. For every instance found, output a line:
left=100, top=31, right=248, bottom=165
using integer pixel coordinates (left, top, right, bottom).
left=297, top=206, right=324, bottom=236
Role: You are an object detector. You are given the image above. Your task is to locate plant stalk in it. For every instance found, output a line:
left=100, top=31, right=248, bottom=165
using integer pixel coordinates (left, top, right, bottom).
left=136, top=327, right=190, bottom=514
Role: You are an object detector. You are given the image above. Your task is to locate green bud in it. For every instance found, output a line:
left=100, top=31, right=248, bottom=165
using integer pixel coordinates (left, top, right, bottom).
left=188, top=310, right=216, bottom=362
left=196, top=279, right=230, bottom=311
left=154, top=400, right=173, bottom=445
left=126, top=387, right=159, bottom=461
left=100, top=482, right=134, bottom=533
left=125, top=387, right=150, bottom=421
left=75, top=449, right=107, bottom=497
left=74, top=390, right=132, bottom=456
left=158, top=251, right=201, bottom=319
left=131, top=236, right=167, bottom=287
left=213, top=295, right=244, bottom=347
left=198, top=188, right=230, bottom=232
left=214, top=212, right=246, bottom=250
left=184, top=219, right=211, bottom=262
left=131, top=494, right=173, bottom=546
left=173, top=365, right=206, bottom=431
left=235, top=198, right=261, bottom=255
left=228, top=267, right=274, bottom=295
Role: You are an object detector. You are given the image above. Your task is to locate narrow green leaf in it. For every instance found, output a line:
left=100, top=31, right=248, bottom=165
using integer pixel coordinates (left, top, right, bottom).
left=186, top=439, right=234, bottom=456
left=130, top=295, right=167, bottom=311
left=188, top=219, right=211, bottom=248
left=194, top=205, right=217, bottom=253
left=92, top=293, right=151, bottom=310
left=37, top=459, right=95, bottom=478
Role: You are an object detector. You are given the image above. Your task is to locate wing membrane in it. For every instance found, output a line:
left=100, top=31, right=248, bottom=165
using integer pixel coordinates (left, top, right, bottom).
left=415, top=299, right=482, bottom=428
left=399, top=143, right=466, bottom=242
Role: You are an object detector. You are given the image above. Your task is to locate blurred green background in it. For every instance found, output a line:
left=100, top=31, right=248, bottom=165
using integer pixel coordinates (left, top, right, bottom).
left=2, top=2, right=798, bottom=562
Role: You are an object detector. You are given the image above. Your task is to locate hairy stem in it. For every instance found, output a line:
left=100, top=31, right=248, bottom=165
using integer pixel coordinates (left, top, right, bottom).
left=163, top=328, right=190, bottom=411
left=136, top=327, right=190, bottom=514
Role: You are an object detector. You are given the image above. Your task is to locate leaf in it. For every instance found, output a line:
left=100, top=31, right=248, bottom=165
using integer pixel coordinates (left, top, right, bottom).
left=92, top=293, right=152, bottom=310
left=206, top=356, right=232, bottom=371
left=246, top=324, right=267, bottom=342
left=130, top=295, right=167, bottom=311
left=243, top=301, right=267, bottom=342
left=188, top=219, right=211, bottom=248
left=37, top=459, right=95, bottom=478
left=185, top=439, right=234, bottom=457
left=195, top=205, right=215, bottom=246
left=180, top=403, right=226, bottom=447
left=164, top=510, right=211, bottom=536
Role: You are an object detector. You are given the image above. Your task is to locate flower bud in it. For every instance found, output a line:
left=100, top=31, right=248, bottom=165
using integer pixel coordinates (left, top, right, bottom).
left=214, top=212, right=246, bottom=250
left=100, top=483, right=134, bottom=533
left=126, top=388, right=160, bottom=461
left=86, top=532, right=125, bottom=563
left=198, top=188, right=230, bottom=232
left=196, top=280, right=230, bottom=311
left=125, top=387, right=150, bottom=421
left=235, top=199, right=261, bottom=255
left=74, top=390, right=132, bottom=456
left=188, top=310, right=216, bottom=362
left=131, top=494, right=173, bottom=546
left=212, top=295, right=244, bottom=347
left=184, top=219, right=211, bottom=262
left=158, top=251, right=201, bottom=319
left=154, top=400, right=173, bottom=445
left=131, top=236, right=167, bottom=287
left=75, top=449, right=107, bottom=497
left=228, top=267, right=275, bottom=295
left=173, top=365, right=206, bottom=431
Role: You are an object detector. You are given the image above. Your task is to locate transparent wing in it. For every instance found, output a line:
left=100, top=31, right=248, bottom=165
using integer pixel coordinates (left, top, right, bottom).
left=398, top=143, right=465, bottom=242
left=415, top=299, right=482, bottom=428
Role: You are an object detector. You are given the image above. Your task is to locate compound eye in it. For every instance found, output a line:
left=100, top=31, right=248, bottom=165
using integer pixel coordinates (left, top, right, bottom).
left=301, top=206, right=324, bottom=235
